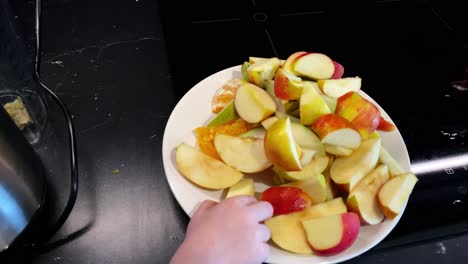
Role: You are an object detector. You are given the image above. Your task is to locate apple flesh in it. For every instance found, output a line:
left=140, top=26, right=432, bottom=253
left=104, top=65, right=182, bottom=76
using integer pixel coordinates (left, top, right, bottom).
left=378, top=173, right=418, bottom=219
left=331, top=61, right=345, bottom=79
left=347, top=165, right=390, bottom=225
left=290, top=122, right=325, bottom=156
left=234, top=83, right=277, bottom=123
left=292, top=53, right=335, bottom=80
left=264, top=117, right=303, bottom=171
left=175, top=143, right=243, bottom=189
left=317, top=77, right=362, bottom=98
left=379, top=145, right=405, bottom=177
left=246, top=57, right=281, bottom=88
left=312, top=113, right=362, bottom=149
left=324, top=144, right=353, bottom=157
left=274, top=68, right=303, bottom=100
left=239, top=127, right=266, bottom=139
left=300, top=82, right=332, bottom=125
left=321, top=95, right=338, bottom=113
left=265, top=198, right=347, bottom=254
left=272, top=155, right=329, bottom=181
left=302, top=212, right=360, bottom=256
left=225, top=178, right=255, bottom=198
left=214, top=134, right=271, bottom=173
left=249, top=56, right=285, bottom=65
left=330, top=137, right=381, bottom=193
left=377, top=116, right=396, bottom=131
left=260, top=186, right=312, bottom=216
left=336, top=91, right=381, bottom=139
left=281, top=51, right=307, bottom=73
left=282, top=174, right=328, bottom=205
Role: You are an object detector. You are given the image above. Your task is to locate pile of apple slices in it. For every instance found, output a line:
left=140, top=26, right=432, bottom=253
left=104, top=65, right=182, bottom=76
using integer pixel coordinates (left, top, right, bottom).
left=175, top=51, right=418, bottom=257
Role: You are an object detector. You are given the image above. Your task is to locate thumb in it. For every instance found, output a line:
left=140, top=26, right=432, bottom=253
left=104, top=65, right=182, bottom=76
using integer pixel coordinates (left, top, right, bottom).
left=192, top=199, right=217, bottom=217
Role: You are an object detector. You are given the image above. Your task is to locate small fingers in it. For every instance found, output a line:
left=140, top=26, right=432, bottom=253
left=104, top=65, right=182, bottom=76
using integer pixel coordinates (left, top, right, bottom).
left=256, top=224, right=271, bottom=243
left=248, top=201, right=273, bottom=222
left=192, top=199, right=217, bottom=218
left=226, top=195, right=258, bottom=207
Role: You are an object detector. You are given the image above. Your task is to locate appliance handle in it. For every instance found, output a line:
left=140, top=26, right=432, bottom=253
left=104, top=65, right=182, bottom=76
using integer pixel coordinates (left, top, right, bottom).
left=33, top=0, right=79, bottom=246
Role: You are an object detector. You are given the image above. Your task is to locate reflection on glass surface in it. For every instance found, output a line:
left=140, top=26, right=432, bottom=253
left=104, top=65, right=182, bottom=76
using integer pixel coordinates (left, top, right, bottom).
left=411, top=153, right=468, bottom=175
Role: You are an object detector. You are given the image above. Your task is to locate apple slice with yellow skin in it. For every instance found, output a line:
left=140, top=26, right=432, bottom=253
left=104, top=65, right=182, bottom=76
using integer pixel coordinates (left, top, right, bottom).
left=272, top=155, right=329, bottom=181
left=234, top=83, right=277, bottom=123
left=249, top=56, right=285, bottom=65
left=292, top=53, right=335, bottom=80
left=299, top=147, right=317, bottom=167
left=317, top=77, right=362, bottom=98
left=290, top=122, right=325, bottom=156
left=214, top=134, right=271, bottom=173
left=281, top=51, right=307, bottom=73
left=282, top=174, right=328, bottom=205
left=324, top=144, right=353, bottom=157
left=347, top=165, right=390, bottom=225
left=175, top=143, right=243, bottom=189
left=302, top=212, right=360, bottom=256
left=265, top=197, right=347, bottom=254
left=336, top=91, right=381, bottom=139
left=379, top=145, right=405, bottom=177
left=323, top=167, right=337, bottom=201
left=312, top=114, right=362, bottom=149
left=274, top=68, right=303, bottom=100
left=330, top=137, right=381, bottom=193
left=264, top=117, right=302, bottom=171
left=300, top=82, right=332, bottom=125
left=378, top=173, right=418, bottom=219
left=331, top=61, right=345, bottom=79
left=246, top=57, right=281, bottom=87
left=225, top=178, right=255, bottom=198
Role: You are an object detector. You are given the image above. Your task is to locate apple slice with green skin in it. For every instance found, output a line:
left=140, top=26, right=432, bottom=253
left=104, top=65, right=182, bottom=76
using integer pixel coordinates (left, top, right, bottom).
left=214, top=134, right=271, bottom=173
left=377, top=116, right=396, bottom=131
left=241, top=61, right=250, bottom=81
left=300, top=82, right=332, bottom=125
left=249, top=56, right=285, bottom=65
left=274, top=68, right=303, bottom=100
left=260, top=186, right=312, bottom=216
left=331, top=61, right=345, bottom=79
left=225, top=178, right=255, bottom=198
left=379, top=145, right=405, bottom=177
left=264, top=79, right=275, bottom=97
left=265, top=198, right=347, bottom=254
left=207, top=101, right=238, bottom=127
left=281, top=51, right=307, bottom=73
left=272, top=155, right=329, bottom=181
left=312, top=114, right=362, bottom=149
left=321, top=95, right=337, bottom=113
left=292, top=53, right=335, bottom=80
left=239, top=127, right=265, bottom=139
left=302, top=212, right=360, bottom=256
left=282, top=174, right=328, bottom=205
left=264, top=117, right=303, bottom=171
left=330, top=137, right=381, bottom=193
left=347, top=165, right=390, bottom=225
left=324, top=144, right=353, bottom=157
left=336, top=91, right=381, bottom=139
left=378, top=173, right=418, bottom=219
left=317, top=77, right=362, bottom=98
left=234, top=83, right=277, bottom=123
left=175, top=143, right=243, bottom=189
left=246, top=57, right=281, bottom=87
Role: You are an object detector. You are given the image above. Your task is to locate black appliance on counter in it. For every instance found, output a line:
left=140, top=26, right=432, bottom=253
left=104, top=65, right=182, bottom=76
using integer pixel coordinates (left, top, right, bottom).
left=158, top=0, right=468, bottom=250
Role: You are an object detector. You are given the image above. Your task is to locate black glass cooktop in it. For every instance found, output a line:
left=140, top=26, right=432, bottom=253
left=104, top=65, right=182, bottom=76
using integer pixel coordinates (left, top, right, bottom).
left=158, top=0, right=468, bottom=249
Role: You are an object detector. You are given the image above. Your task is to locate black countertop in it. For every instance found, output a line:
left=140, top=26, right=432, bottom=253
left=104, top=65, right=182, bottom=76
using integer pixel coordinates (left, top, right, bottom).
left=1, top=0, right=468, bottom=263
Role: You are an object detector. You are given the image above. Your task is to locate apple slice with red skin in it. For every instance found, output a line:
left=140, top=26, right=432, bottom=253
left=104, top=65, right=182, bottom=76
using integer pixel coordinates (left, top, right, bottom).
left=312, top=114, right=362, bottom=149
left=377, top=116, right=396, bottom=131
left=302, top=212, right=360, bottom=256
left=331, top=61, right=345, bottom=79
left=274, top=68, right=303, bottom=100
left=281, top=51, right=307, bottom=73
left=292, top=53, right=335, bottom=80
left=261, top=186, right=312, bottom=216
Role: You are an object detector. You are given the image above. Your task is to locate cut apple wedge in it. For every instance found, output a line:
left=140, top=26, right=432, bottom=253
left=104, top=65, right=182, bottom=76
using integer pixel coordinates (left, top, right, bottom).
left=290, top=122, right=325, bottom=156
left=302, top=212, right=360, bottom=256
left=312, top=114, right=362, bottom=149
left=234, top=83, right=277, bottom=123
left=317, top=77, right=362, bottom=98
left=239, top=127, right=266, bottom=139
left=275, top=111, right=301, bottom=124
left=241, top=61, right=250, bottom=81
left=300, top=82, right=332, bottom=125
left=377, top=116, right=396, bottom=131
left=265, top=198, right=347, bottom=254
left=331, top=61, right=345, bottom=79
left=225, top=178, right=255, bottom=198
left=347, top=165, right=390, bottom=225
left=175, top=143, right=243, bottom=189
left=330, top=137, right=381, bottom=193
left=324, top=144, right=353, bottom=157
left=299, top=148, right=317, bottom=167
left=261, top=116, right=278, bottom=130
left=292, top=53, right=335, bottom=80
left=246, top=57, right=281, bottom=87
left=321, top=95, right=338, bottom=113
left=261, top=186, right=312, bottom=216
left=378, top=173, right=418, bottom=219
left=282, top=174, right=328, bottom=205
left=264, top=117, right=302, bottom=171
left=264, top=79, right=276, bottom=97
left=214, top=134, right=271, bottom=173
left=323, top=167, right=337, bottom=201
left=281, top=51, right=307, bottom=73
left=249, top=56, right=285, bottom=65
left=272, top=155, right=329, bottom=181
left=207, top=101, right=238, bottom=127
left=379, top=145, right=405, bottom=177
left=274, top=68, right=303, bottom=100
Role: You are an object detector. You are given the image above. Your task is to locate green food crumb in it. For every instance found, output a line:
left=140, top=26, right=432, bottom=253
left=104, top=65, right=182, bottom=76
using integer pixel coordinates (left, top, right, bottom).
left=112, top=169, right=120, bottom=175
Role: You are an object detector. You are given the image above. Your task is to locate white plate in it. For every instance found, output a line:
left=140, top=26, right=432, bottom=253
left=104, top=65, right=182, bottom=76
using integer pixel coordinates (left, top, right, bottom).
left=162, top=65, right=411, bottom=264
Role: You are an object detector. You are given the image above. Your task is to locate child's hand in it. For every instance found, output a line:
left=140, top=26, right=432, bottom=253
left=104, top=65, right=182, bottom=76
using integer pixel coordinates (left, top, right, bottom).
left=170, top=196, right=273, bottom=264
